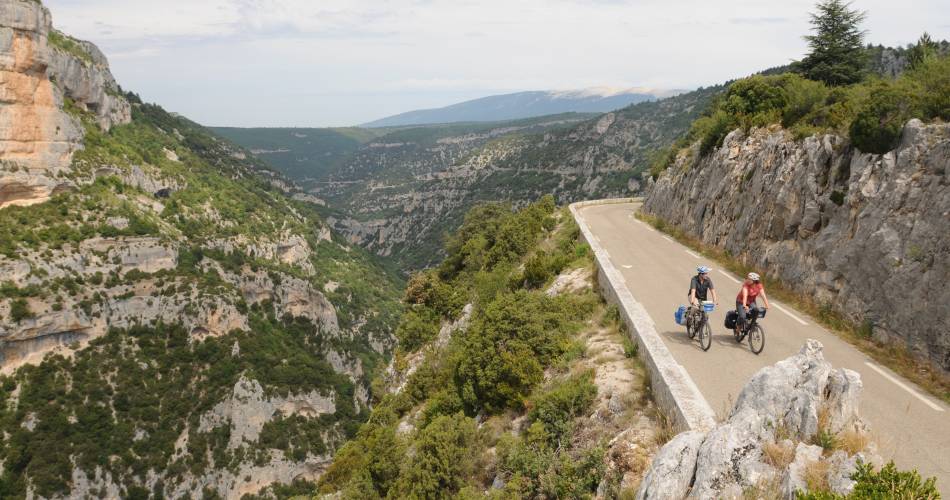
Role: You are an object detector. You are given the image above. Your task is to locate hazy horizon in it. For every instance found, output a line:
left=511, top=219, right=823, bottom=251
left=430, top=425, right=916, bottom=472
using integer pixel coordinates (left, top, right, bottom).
left=44, top=0, right=950, bottom=128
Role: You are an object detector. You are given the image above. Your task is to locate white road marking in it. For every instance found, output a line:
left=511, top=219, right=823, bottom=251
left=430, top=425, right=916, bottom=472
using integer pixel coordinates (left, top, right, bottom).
left=622, top=265, right=633, bottom=269
left=718, top=270, right=741, bottom=284
left=773, top=303, right=809, bottom=325
left=662, top=236, right=675, bottom=243
left=634, top=220, right=657, bottom=232
left=864, top=362, right=945, bottom=412
left=685, top=250, right=702, bottom=259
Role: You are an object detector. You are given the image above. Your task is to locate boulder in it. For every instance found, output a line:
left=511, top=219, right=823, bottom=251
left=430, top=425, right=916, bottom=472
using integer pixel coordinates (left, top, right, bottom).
left=637, top=341, right=870, bottom=499
left=636, top=430, right=705, bottom=500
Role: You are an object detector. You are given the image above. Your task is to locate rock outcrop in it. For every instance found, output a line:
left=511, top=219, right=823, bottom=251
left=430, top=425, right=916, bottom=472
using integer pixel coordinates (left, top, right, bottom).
left=637, top=340, right=879, bottom=499
left=0, top=0, right=130, bottom=208
left=199, top=375, right=335, bottom=450
left=644, top=121, right=950, bottom=372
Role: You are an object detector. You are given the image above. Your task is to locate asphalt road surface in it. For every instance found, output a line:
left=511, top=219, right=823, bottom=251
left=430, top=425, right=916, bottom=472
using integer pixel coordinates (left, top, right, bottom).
left=578, top=202, right=949, bottom=494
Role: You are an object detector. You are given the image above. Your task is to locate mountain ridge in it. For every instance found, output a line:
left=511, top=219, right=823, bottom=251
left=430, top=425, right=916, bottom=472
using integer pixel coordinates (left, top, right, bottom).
left=360, top=88, right=681, bottom=128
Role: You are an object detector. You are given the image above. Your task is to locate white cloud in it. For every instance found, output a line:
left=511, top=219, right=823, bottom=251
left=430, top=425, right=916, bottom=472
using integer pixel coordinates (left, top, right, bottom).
left=44, top=0, right=950, bottom=126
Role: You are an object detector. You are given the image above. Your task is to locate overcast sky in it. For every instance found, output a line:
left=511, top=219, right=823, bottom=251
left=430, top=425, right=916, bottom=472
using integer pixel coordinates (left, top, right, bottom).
left=44, top=0, right=949, bottom=127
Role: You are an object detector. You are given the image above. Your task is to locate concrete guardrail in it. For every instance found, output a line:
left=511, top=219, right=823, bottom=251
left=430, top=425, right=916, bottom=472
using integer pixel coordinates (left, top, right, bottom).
left=570, top=199, right=717, bottom=432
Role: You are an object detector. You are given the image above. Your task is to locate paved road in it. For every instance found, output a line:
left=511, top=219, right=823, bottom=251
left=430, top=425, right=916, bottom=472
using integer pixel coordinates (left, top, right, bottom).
left=578, top=202, right=949, bottom=493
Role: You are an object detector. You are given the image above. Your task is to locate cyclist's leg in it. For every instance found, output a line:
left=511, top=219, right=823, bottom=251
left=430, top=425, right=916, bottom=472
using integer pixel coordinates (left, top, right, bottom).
left=736, top=300, right=747, bottom=328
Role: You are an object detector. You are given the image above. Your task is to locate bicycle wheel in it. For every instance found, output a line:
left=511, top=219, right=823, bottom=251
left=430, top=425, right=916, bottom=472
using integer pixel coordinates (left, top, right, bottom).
left=700, top=319, right=712, bottom=351
left=686, top=312, right=696, bottom=339
left=749, top=324, right=765, bottom=354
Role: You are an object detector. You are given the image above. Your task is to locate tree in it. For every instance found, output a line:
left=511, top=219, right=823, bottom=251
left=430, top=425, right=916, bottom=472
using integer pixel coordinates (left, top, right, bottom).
left=797, top=0, right=868, bottom=86
left=908, top=32, right=939, bottom=70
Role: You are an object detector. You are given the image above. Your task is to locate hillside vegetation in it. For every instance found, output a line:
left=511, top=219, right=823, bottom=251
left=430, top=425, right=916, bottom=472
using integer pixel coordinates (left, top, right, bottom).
left=0, top=93, right=402, bottom=497
left=306, top=198, right=664, bottom=499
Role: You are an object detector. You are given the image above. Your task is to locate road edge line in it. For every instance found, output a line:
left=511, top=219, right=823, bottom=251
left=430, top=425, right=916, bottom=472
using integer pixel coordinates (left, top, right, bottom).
left=864, top=362, right=945, bottom=412
left=571, top=199, right=718, bottom=432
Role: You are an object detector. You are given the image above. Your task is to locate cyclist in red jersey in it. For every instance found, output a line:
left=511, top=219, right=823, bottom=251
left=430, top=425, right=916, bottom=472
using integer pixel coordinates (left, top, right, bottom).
left=736, top=272, right=770, bottom=329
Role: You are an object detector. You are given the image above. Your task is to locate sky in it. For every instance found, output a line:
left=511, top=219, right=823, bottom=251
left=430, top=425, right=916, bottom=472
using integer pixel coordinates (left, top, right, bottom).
left=44, top=0, right=950, bottom=128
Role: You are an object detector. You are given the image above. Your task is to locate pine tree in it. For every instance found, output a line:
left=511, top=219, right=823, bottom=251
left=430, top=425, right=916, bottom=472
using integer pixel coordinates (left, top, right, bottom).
left=797, top=0, right=867, bottom=86
left=908, top=32, right=939, bottom=70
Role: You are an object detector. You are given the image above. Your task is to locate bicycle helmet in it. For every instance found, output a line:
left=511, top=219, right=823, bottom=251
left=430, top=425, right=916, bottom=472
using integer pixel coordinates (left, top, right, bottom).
left=697, top=265, right=711, bottom=274
left=747, top=272, right=761, bottom=282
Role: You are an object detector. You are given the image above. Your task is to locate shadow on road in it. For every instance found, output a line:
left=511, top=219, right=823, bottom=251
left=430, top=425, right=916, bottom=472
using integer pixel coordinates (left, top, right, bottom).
left=662, top=327, right=752, bottom=353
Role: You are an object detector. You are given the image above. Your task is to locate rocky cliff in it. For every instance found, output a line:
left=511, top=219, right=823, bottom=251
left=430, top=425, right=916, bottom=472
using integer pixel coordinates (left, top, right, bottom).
left=0, top=1, right=401, bottom=497
left=0, top=0, right=129, bottom=209
left=643, top=120, right=950, bottom=372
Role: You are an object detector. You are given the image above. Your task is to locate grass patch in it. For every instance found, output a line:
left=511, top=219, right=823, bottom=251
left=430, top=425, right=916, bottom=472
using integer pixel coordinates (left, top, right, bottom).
left=635, top=210, right=950, bottom=405
left=47, top=30, right=94, bottom=65
left=762, top=440, right=796, bottom=469
left=804, top=459, right=832, bottom=493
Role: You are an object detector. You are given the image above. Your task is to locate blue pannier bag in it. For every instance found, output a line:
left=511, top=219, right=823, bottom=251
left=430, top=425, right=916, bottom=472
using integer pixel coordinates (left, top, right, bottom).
left=674, top=305, right=687, bottom=325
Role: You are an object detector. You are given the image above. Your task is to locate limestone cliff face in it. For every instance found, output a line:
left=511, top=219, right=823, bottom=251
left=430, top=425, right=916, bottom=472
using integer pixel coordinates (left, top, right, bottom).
left=644, top=120, right=950, bottom=372
left=0, top=0, right=130, bottom=209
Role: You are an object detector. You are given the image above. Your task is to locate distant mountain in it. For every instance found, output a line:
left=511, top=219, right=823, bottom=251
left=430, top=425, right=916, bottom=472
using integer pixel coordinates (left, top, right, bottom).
left=361, top=87, right=682, bottom=127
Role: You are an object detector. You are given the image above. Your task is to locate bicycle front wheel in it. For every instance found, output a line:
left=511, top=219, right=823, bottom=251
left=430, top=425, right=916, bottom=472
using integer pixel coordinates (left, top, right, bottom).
left=700, top=319, right=712, bottom=351
left=749, top=324, right=765, bottom=354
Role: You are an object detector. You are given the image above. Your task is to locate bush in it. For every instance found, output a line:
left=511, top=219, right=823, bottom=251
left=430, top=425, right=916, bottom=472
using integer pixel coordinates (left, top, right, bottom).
left=910, top=54, right=950, bottom=121
left=455, top=291, right=591, bottom=413
left=498, top=423, right=606, bottom=499
left=796, top=461, right=939, bottom=499
left=10, top=298, right=33, bottom=323
left=522, top=253, right=553, bottom=289
left=394, top=306, right=440, bottom=352
left=696, top=110, right=737, bottom=157
left=723, top=75, right=789, bottom=118
left=527, top=371, right=597, bottom=444
left=849, top=82, right=918, bottom=154
left=390, top=414, right=478, bottom=498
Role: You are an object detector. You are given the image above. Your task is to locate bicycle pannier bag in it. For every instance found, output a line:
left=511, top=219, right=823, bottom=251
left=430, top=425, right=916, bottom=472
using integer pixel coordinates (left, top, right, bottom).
left=724, top=310, right=738, bottom=329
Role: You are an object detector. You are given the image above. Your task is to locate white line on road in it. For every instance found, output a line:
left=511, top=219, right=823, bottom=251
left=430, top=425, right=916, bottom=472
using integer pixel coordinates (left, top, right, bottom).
left=773, top=303, right=808, bottom=325
left=864, top=362, right=945, bottom=412
left=685, top=250, right=702, bottom=259
left=718, top=270, right=741, bottom=284
left=634, top=219, right=657, bottom=232
left=662, top=236, right=675, bottom=243
left=622, top=265, right=633, bottom=269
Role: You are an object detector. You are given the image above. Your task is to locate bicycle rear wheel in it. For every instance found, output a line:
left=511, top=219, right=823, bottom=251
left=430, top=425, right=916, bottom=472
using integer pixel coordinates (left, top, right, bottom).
left=687, top=312, right=696, bottom=339
left=749, top=324, right=765, bottom=354
left=700, top=319, right=712, bottom=351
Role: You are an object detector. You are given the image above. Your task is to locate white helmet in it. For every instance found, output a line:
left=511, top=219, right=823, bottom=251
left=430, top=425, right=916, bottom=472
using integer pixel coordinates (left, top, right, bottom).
left=747, top=272, right=761, bottom=282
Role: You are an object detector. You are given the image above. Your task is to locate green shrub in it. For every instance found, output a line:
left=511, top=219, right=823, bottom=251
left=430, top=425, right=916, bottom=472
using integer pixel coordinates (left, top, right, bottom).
left=696, top=110, right=737, bottom=157
left=498, top=423, right=606, bottom=499
left=455, top=291, right=591, bottom=414
left=782, top=75, right=831, bottom=128
left=849, top=82, right=918, bottom=154
left=527, top=371, right=597, bottom=444
left=395, top=306, right=440, bottom=352
left=389, top=414, right=478, bottom=499
left=9, top=298, right=33, bottom=323
left=723, top=75, right=789, bottom=118
left=910, top=54, right=950, bottom=121
left=796, top=461, right=939, bottom=499
left=522, top=253, right=553, bottom=289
